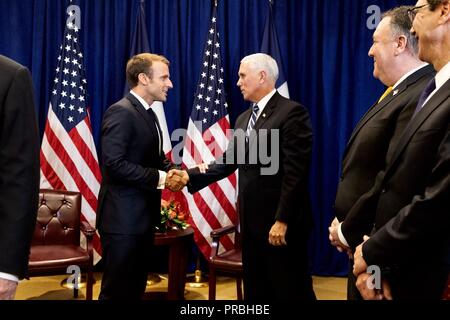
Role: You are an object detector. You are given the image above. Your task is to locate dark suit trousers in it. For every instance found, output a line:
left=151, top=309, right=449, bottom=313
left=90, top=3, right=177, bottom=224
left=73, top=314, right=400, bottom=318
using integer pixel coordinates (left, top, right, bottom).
left=98, top=232, right=153, bottom=300
left=388, top=266, right=448, bottom=300
left=347, top=259, right=362, bottom=300
left=242, top=235, right=316, bottom=301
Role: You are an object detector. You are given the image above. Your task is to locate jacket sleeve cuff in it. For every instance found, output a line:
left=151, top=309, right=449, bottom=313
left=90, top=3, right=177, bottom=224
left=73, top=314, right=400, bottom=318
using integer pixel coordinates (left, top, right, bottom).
left=338, top=222, right=350, bottom=247
left=157, top=170, right=167, bottom=189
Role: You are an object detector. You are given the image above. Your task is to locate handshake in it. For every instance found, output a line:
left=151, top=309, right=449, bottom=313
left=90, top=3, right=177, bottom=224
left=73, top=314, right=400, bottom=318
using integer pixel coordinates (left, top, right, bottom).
left=165, top=169, right=189, bottom=192
left=164, top=164, right=209, bottom=192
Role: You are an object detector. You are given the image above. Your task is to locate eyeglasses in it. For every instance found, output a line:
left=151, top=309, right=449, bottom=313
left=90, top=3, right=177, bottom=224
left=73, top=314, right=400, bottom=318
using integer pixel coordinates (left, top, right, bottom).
left=407, top=3, right=430, bottom=22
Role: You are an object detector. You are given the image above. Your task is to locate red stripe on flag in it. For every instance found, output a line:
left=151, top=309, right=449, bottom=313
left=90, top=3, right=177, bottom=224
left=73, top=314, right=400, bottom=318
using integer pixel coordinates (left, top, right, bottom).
left=40, top=149, right=67, bottom=191
left=187, top=136, right=236, bottom=213
left=192, top=192, right=235, bottom=251
left=41, top=146, right=102, bottom=256
left=44, top=125, right=98, bottom=212
left=84, top=110, right=94, bottom=134
left=208, top=182, right=237, bottom=223
left=216, top=117, right=231, bottom=134
left=69, top=128, right=102, bottom=183
left=189, top=220, right=213, bottom=257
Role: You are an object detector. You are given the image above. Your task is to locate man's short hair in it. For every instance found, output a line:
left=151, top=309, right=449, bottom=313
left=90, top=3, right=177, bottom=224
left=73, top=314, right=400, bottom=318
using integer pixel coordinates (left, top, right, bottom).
left=427, top=0, right=446, bottom=11
left=382, top=6, right=419, bottom=55
left=126, top=53, right=170, bottom=88
left=241, top=53, right=279, bottom=82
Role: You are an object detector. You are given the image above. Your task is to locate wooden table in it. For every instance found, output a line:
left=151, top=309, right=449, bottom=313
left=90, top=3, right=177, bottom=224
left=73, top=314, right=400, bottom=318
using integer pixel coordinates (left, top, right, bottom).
left=152, top=227, right=194, bottom=300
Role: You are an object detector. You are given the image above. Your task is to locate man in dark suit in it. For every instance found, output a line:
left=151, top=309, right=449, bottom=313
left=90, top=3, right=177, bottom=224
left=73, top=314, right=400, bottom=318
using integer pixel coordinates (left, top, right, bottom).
left=351, top=0, right=450, bottom=299
left=96, top=53, right=186, bottom=300
left=328, top=6, right=435, bottom=299
left=185, top=53, right=315, bottom=300
left=0, top=55, right=40, bottom=300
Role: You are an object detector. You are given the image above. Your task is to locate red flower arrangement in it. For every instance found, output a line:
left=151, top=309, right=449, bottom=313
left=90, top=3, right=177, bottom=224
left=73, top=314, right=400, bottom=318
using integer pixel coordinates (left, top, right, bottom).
left=155, top=199, right=190, bottom=233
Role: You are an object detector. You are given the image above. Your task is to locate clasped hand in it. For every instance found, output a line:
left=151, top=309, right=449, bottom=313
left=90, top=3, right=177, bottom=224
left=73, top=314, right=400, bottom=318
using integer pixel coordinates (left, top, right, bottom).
left=165, top=169, right=189, bottom=192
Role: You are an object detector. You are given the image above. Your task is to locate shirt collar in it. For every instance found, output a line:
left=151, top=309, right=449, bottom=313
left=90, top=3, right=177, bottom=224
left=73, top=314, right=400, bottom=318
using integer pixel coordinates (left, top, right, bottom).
left=393, top=63, right=428, bottom=89
left=254, top=89, right=277, bottom=113
left=130, top=90, right=151, bottom=111
left=435, top=60, right=450, bottom=90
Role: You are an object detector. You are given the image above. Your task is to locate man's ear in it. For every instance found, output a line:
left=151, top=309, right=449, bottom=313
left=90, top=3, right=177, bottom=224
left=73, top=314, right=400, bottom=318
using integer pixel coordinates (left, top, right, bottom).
left=138, top=73, right=148, bottom=86
left=439, top=0, right=450, bottom=24
left=394, top=35, right=407, bottom=55
left=259, top=70, right=267, bottom=83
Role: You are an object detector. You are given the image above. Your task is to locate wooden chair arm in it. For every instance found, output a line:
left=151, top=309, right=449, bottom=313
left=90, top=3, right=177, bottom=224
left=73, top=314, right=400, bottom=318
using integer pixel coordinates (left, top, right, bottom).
left=80, top=221, right=96, bottom=238
left=210, top=225, right=237, bottom=260
left=210, top=225, right=237, bottom=239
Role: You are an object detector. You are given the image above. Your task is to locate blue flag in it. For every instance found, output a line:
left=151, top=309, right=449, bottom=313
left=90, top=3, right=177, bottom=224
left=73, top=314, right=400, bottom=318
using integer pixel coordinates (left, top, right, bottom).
left=260, top=1, right=289, bottom=98
left=125, top=0, right=150, bottom=95
left=130, top=0, right=150, bottom=55
left=126, top=0, right=172, bottom=154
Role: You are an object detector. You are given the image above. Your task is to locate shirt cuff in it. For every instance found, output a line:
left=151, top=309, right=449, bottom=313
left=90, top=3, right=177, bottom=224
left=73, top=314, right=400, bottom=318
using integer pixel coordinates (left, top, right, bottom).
left=338, top=222, right=350, bottom=248
left=158, top=170, right=167, bottom=189
left=0, top=272, right=19, bottom=282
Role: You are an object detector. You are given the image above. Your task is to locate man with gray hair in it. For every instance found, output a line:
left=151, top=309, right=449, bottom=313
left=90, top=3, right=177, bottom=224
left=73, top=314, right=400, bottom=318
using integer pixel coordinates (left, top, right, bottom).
left=328, top=6, right=435, bottom=299
left=349, top=0, right=450, bottom=299
left=185, top=53, right=316, bottom=300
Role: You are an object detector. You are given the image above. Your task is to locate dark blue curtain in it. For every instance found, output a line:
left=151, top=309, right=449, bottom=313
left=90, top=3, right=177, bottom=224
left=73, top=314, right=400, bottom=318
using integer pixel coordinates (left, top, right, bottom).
left=0, top=0, right=415, bottom=275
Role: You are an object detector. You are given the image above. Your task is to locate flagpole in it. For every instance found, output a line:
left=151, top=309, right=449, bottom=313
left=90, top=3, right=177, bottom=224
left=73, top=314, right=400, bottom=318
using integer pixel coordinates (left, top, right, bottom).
left=186, top=254, right=208, bottom=288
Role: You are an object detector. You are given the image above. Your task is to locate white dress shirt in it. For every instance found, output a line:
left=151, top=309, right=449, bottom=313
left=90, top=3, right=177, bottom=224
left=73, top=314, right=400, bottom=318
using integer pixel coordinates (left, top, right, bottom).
left=130, top=90, right=166, bottom=189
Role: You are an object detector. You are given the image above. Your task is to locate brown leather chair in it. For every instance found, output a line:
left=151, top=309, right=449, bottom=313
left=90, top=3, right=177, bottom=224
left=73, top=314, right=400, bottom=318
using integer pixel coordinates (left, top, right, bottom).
left=208, top=225, right=243, bottom=300
left=443, top=276, right=450, bottom=300
left=28, top=189, right=95, bottom=300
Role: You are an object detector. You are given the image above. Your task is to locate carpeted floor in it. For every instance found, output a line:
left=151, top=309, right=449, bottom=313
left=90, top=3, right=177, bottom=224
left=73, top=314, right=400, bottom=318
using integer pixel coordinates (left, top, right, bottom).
left=15, top=272, right=346, bottom=300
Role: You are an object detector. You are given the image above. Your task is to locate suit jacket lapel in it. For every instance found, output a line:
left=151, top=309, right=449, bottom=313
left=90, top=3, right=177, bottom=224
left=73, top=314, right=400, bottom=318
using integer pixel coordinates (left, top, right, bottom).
left=247, top=92, right=279, bottom=147
left=387, top=78, right=450, bottom=173
left=253, top=92, right=278, bottom=130
left=125, top=93, right=161, bottom=154
left=344, top=65, right=434, bottom=158
left=126, top=93, right=155, bottom=129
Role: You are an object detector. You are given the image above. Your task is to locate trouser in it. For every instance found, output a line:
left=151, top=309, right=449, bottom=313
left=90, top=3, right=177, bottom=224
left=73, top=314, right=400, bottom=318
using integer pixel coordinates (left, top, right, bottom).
left=98, top=232, right=153, bottom=300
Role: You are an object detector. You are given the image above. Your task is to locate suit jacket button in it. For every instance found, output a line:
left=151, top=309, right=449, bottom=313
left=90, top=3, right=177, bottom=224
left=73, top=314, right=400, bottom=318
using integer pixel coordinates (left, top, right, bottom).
left=381, top=188, right=387, bottom=193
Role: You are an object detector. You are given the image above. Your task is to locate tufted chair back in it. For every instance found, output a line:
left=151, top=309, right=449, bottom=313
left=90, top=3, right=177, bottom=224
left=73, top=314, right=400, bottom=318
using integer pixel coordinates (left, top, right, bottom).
left=32, top=189, right=81, bottom=246
left=28, top=189, right=95, bottom=300
left=443, top=276, right=450, bottom=300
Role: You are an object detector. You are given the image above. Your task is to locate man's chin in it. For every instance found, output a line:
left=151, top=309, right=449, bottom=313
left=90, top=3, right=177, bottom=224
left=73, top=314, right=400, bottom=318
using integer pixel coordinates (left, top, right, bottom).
left=418, top=49, right=429, bottom=64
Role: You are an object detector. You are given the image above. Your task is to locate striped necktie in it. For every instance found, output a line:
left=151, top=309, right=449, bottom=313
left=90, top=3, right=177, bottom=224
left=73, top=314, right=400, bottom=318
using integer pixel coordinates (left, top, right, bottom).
left=246, top=104, right=259, bottom=136
left=378, top=86, right=393, bottom=103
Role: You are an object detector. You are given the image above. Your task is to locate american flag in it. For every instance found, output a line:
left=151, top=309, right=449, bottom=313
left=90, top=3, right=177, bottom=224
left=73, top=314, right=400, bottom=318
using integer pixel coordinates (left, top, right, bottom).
left=40, top=3, right=102, bottom=262
left=181, top=4, right=238, bottom=258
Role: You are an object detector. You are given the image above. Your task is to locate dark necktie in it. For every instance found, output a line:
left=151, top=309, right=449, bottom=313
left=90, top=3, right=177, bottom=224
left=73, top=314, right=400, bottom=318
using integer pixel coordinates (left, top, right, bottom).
left=413, top=78, right=436, bottom=117
left=246, top=104, right=260, bottom=136
left=147, top=108, right=163, bottom=154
